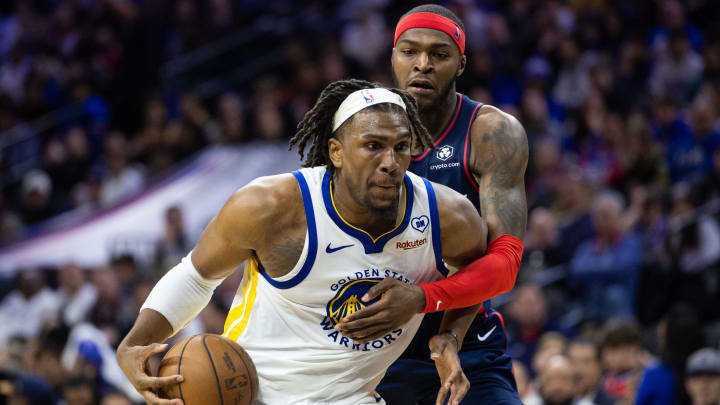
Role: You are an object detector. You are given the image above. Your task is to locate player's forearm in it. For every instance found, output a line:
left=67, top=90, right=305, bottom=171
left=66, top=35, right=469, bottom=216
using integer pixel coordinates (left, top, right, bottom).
left=121, top=308, right=175, bottom=348
left=437, top=304, right=482, bottom=348
left=418, top=235, right=523, bottom=312
left=481, top=187, right=527, bottom=240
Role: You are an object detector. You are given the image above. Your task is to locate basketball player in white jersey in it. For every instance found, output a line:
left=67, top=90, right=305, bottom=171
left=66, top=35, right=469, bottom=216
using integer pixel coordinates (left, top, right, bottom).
left=116, top=79, right=488, bottom=405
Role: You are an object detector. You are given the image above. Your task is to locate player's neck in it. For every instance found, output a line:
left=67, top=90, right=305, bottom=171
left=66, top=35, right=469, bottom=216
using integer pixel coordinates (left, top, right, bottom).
left=331, top=177, right=400, bottom=238
left=420, top=88, right=458, bottom=139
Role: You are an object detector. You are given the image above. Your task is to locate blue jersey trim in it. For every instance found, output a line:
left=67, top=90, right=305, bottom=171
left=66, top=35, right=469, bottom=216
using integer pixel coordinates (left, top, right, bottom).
left=422, top=178, right=449, bottom=277
left=257, top=170, right=318, bottom=289
left=322, top=170, right=414, bottom=254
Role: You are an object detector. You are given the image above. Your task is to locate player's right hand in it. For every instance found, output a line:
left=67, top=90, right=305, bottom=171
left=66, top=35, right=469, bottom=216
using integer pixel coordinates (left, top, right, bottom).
left=429, top=334, right=469, bottom=405
left=116, top=342, right=184, bottom=405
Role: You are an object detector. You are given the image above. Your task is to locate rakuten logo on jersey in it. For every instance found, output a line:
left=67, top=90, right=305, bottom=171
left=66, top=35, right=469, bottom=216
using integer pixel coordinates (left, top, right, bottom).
left=396, top=237, right=427, bottom=250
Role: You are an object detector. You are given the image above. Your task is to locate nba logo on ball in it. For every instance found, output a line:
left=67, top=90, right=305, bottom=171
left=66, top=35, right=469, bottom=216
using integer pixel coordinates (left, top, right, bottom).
left=436, top=145, right=454, bottom=161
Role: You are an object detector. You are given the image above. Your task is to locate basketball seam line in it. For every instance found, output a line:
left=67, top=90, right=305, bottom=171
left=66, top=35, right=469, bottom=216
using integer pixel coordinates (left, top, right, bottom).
left=223, top=339, right=255, bottom=403
left=177, top=335, right=198, bottom=403
left=203, top=334, right=225, bottom=405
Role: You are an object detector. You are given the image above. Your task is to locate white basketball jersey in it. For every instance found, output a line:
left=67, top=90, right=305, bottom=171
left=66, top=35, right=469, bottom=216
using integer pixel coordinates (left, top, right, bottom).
left=222, top=166, right=449, bottom=405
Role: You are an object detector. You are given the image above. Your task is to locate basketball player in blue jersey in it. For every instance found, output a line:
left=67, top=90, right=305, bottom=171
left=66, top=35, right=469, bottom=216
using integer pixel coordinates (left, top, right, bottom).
left=335, top=4, right=528, bottom=405
left=116, top=80, right=494, bottom=405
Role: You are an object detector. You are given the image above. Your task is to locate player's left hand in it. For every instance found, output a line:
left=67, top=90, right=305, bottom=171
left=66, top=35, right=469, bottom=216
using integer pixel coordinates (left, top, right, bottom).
left=335, top=278, right=425, bottom=343
left=429, top=333, right=469, bottom=405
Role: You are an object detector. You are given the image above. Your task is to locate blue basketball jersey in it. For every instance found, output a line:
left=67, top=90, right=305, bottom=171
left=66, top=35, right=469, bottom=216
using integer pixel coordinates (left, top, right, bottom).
left=409, top=93, right=483, bottom=210
left=382, top=94, right=521, bottom=404
left=403, top=93, right=488, bottom=360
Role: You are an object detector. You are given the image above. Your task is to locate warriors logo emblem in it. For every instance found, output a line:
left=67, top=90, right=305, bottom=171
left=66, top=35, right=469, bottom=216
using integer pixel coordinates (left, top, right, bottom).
left=326, top=278, right=382, bottom=326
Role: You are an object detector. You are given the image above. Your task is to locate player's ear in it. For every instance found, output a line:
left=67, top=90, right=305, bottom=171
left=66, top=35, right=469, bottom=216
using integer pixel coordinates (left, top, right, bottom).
left=328, top=136, right=343, bottom=169
left=457, top=54, right=466, bottom=77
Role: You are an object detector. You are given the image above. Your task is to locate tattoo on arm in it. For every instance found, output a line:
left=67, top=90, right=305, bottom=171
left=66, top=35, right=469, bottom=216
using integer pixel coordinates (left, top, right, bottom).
left=480, top=187, right=527, bottom=240
left=475, top=116, right=529, bottom=240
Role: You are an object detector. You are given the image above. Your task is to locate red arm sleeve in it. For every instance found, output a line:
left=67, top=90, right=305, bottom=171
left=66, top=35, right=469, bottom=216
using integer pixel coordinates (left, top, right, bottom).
left=418, top=234, right=523, bottom=313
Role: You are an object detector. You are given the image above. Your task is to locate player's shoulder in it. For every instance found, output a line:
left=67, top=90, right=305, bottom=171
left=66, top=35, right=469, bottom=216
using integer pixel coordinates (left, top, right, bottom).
left=472, top=104, right=526, bottom=144
left=222, top=172, right=303, bottom=226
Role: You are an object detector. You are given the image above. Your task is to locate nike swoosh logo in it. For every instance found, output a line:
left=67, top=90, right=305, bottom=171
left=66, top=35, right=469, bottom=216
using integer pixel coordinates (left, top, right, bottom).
left=477, top=325, right=497, bottom=342
left=326, top=243, right=354, bottom=253
left=435, top=300, right=443, bottom=310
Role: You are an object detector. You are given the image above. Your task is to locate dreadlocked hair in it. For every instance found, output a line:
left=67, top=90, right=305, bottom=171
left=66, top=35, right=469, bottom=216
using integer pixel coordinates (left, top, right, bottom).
left=289, top=78, right=434, bottom=169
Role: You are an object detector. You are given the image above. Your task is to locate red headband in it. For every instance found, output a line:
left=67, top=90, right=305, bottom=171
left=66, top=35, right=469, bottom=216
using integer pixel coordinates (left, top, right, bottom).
left=394, top=12, right=466, bottom=55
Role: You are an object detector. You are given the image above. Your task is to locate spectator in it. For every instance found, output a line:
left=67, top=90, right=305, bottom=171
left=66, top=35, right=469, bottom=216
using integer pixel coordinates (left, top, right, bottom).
left=0, top=192, right=23, bottom=244
left=528, top=138, right=565, bottom=212
left=570, top=190, right=642, bottom=321
left=552, top=175, right=595, bottom=262
left=116, top=281, right=153, bottom=338
left=57, top=264, right=97, bottom=327
left=684, top=348, right=720, bottom=405
left=697, top=147, right=720, bottom=203
left=688, top=95, right=720, bottom=175
left=598, top=319, right=647, bottom=403
left=99, top=132, right=145, bottom=206
left=1, top=371, right=59, bottom=405
left=88, top=267, right=122, bottom=345
left=154, top=205, right=190, bottom=278
left=63, top=127, right=93, bottom=198
left=340, top=4, right=388, bottom=69
left=216, top=92, right=246, bottom=144
left=614, top=111, right=665, bottom=192
left=32, top=326, right=70, bottom=396
left=552, top=37, right=592, bottom=109
left=522, top=207, right=565, bottom=274
left=634, top=189, right=673, bottom=324
left=665, top=95, right=720, bottom=183
left=62, top=374, right=96, bottom=405
left=650, top=29, right=704, bottom=103
left=133, top=95, right=172, bottom=172
left=19, top=169, right=57, bottom=225
left=532, top=332, right=569, bottom=377
left=636, top=304, right=705, bottom=405
left=568, top=338, right=617, bottom=405
left=521, top=87, right=566, bottom=142
left=0, top=45, right=31, bottom=103
left=254, top=95, right=287, bottom=142
left=650, top=0, right=703, bottom=55
left=0, top=269, right=59, bottom=348
left=667, top=182, right=720, bottom=289
left=526, top=354, right=592, bottom=405
left=506, top=284, right=561, bottom=369
left=109, top=254, right=140, bottom=298
left=651, top=96, right=694, bottom=152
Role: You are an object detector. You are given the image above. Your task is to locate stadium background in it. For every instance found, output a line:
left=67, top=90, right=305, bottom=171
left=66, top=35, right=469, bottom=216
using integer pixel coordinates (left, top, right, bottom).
left=1, top=0, right=719, bottom=404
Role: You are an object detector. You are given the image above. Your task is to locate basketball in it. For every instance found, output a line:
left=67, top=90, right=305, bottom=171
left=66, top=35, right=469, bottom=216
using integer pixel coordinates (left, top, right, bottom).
left=157, top=334, right=258, bottom=405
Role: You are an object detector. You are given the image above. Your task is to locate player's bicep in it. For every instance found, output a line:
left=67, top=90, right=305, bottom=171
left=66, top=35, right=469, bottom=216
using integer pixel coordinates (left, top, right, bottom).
left=191, top=185, right=269, bottom=279
left=472, top=111, right=528, bottom=239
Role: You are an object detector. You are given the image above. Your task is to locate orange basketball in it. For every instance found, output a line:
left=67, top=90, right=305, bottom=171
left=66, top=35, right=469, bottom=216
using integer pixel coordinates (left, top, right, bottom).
left=158, top=334, right=258, bottom=405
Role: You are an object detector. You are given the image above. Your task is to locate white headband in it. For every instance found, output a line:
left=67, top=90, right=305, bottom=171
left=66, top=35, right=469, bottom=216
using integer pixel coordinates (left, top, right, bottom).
left=332, top=88, right=407, bottom=132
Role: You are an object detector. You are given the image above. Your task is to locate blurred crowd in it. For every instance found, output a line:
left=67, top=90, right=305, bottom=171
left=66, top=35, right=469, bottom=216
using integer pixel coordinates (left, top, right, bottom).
left=1, top=0, right=720, bottom=404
